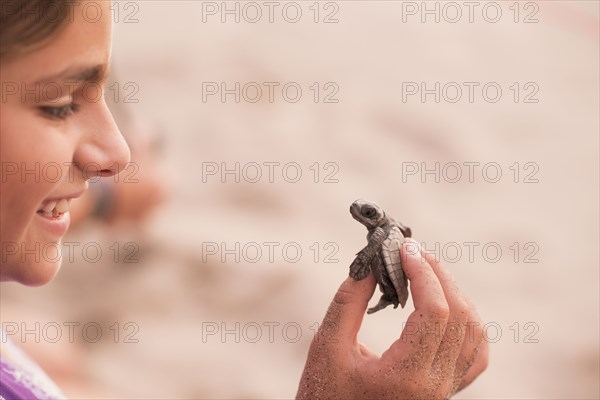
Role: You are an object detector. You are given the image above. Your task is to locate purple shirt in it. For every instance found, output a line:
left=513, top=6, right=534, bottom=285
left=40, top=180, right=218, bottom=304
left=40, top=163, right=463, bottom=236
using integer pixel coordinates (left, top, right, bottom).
left=0, top=334, right=66, bottom=400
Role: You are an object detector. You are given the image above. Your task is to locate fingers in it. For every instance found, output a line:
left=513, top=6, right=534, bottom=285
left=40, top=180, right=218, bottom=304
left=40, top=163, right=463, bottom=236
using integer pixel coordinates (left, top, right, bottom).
left=318, top=272, right=377, bottom=352
left=456, top=337, right=489, bottom=391
left=301, top=277, right=378, bottom=400
left=382, top=240, right=448, bottom=368
left=417, top=240, right=469, bottom=377
left=453, top=301, right=487, bottom=392
left=419, top=240, right=487, bottom=392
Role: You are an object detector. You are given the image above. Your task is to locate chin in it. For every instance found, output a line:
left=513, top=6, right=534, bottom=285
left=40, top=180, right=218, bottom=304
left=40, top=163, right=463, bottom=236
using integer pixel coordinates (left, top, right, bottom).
left=4, top=226, right=67, bottom=285
left=23, top=263, right=62, bottom=286
left=3, top=258, right=62, bottom=286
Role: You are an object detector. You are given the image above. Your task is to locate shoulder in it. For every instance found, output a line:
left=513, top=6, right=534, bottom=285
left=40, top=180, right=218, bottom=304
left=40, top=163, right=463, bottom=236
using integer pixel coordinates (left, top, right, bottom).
left=0, top=337, right=67, bottom=400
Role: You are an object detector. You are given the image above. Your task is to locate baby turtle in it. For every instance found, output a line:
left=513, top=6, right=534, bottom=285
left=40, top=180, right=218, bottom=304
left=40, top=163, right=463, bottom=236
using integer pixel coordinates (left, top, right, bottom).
left=349, top=199, right=412, bottom=314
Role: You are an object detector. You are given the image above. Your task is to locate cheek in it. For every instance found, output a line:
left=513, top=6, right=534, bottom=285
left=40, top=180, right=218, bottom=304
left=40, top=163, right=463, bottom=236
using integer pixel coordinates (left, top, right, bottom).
left=0, top=107, right=74, bottom=283
left=1, top=111, right=64, bottom=234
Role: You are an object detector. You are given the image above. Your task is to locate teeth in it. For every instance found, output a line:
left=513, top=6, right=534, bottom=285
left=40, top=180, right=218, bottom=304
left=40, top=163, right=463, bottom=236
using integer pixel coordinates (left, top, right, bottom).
left=38, top=199, right=71, bottom=218
left=55, top=199, right=70, bottom=213
left=42, top=201, right=57, bottom=213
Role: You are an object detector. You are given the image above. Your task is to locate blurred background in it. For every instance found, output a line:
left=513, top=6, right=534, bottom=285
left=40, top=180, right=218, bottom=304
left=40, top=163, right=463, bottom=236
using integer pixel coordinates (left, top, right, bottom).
left=1, top=1, right=599, bottom=399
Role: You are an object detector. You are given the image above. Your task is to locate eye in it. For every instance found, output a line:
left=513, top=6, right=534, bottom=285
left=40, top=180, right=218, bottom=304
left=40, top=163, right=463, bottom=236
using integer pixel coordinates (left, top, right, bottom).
left=363, top=207, right=376, bottom=218
left=39, top=102, right=80, bottom=120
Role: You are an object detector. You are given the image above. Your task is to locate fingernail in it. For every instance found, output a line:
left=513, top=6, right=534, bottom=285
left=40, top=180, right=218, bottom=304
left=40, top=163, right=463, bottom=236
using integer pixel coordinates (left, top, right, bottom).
left=403, top=238, right=423, bottom=260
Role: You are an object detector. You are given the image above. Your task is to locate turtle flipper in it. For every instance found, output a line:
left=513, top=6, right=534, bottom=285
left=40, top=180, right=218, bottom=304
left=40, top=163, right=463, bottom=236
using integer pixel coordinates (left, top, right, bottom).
left=382, top=226, right=410, bottom=308
left=367, top=254, right=398, bottom=314
left=349, top=227, right=386, bottom=281
left=367, top=291, right=398, bottom=314
left=367, top=296, right=395, bottom=314
left=398, top=223, right=411, bottom=238
left=349, top=246, right=373, bottom=280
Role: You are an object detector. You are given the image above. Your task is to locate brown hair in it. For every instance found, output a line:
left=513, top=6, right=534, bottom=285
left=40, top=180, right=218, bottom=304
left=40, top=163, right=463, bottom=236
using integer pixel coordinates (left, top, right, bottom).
left=0, top=0, right=73, bottom=61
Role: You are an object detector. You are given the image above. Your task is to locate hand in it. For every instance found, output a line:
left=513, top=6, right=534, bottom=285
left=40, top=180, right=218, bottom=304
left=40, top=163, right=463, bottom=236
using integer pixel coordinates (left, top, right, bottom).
left=297, top=238, right=488, bottom=400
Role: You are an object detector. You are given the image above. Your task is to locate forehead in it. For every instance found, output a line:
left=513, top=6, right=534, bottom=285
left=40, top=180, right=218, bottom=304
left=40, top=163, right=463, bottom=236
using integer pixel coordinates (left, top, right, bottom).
left=0, top=1, right=113, bottom=84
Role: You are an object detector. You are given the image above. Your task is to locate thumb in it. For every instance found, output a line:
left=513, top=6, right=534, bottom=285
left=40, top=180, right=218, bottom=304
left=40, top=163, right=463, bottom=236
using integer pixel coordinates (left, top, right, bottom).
left=318, top=272, right=377, bottom=351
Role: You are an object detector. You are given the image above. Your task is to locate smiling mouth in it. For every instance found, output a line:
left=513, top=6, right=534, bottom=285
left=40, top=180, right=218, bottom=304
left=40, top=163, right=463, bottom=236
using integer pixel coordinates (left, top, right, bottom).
left=37, top=199, right=72, bottom=219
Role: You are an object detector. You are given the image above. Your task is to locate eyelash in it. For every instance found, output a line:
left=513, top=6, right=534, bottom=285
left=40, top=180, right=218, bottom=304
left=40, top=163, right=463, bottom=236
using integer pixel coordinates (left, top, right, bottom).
left=39, top=102, right=81, bottom=120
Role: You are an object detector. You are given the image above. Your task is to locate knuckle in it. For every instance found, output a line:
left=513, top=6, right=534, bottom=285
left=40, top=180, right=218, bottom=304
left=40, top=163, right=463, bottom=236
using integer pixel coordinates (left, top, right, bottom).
left=427, top=301, right=450, bottom=321
left=332, top=286, right=353, bottom=306
left=469, top=351, right=489, bottom=379
left=477, top=342, right=490, bottom=372
left=453, top=297, right=470, bottom=316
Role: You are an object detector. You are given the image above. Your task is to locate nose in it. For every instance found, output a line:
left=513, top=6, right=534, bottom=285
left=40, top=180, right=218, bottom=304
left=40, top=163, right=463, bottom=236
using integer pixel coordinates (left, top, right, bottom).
left=73, top=100, right=131, bottom=180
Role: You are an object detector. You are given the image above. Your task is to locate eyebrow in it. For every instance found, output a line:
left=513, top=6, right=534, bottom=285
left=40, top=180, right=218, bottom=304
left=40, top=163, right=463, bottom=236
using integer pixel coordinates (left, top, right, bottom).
left=33, top=64, right=110, bottom=86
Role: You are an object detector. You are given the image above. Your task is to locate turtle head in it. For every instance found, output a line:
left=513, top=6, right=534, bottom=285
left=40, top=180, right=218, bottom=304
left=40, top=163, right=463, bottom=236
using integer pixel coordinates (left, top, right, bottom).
left=350, top=199, right=385, bottom=229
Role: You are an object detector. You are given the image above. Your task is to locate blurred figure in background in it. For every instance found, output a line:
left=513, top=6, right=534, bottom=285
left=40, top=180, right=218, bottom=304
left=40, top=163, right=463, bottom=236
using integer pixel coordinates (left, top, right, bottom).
left=69, top=72, right=168, bottom=229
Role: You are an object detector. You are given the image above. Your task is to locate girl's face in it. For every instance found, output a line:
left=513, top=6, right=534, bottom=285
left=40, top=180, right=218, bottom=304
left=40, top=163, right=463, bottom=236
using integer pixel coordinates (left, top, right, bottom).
left=0, top=2, right=130, bottom=285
